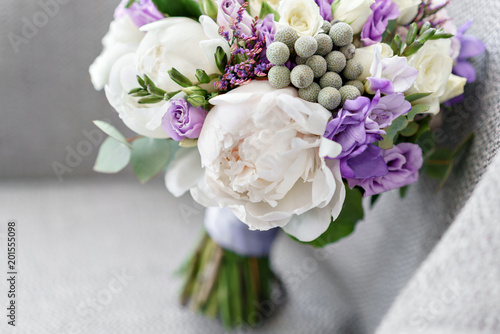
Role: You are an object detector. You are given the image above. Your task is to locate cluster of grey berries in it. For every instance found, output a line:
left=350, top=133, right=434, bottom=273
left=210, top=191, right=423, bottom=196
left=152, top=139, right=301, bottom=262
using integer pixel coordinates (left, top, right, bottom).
left=267, top=21, right=364, bottom=111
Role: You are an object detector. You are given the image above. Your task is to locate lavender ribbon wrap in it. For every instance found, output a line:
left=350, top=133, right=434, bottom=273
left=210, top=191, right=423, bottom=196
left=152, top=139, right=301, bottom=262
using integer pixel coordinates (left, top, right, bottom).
left=204, top=207, right=279, bottom=257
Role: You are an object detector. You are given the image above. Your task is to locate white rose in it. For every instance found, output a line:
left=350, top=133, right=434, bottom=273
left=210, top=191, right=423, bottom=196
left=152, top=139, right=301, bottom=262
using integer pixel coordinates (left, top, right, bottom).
left=278, top=0, right=323, bottom=36
left=190, top=81, right=345, bottom=242
left=89, top=16, right=144, bottom=91
left=333, top=0, right=375, bottom=34
left=250, top=0, right=282, bottom=17
left=135, top=17, right=221, bottom=93
left=439, top=74, right=466, bottom=104
left=407, top=39, right=453, bottom=114
left=392, top=0, right=420, bottom=25
left=353, top=43, right=394, bottom=81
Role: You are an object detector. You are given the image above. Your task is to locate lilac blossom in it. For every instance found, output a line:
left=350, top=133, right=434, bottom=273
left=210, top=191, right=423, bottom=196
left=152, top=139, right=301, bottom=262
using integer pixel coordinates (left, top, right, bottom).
left=348, top=143, right=423, bottom=197
left=366, top=45, right=419, bottom=95
left=315, top=0, right=334, bottom=21
left=324, top=95, right=383, bottom=159
left=340, top=144, right=388, bottom=179
left=361, top=0, right=400, bottom=46
left=452, top=20, right=486, bottom=83
left=161, top=97, right=206, bottom=141
left=217, top=0, right=254, bottom=37
left=114, top=0, right=164, bottom=27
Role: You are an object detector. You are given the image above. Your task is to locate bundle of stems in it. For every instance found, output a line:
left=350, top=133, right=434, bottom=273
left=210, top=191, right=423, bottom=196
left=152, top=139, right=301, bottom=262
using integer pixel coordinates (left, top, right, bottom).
left=179, top=232, right=282, bottom=329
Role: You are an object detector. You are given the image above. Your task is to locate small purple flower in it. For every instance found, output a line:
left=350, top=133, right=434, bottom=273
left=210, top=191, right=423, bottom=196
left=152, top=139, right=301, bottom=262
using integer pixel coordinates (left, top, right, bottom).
left=348, top=143, right=423, bottom=197
left=369, top=92, right=411, bottom=129
left=453, top=20, right=486, bottom=83
left=162, top=98, right=206, bottom=141
left=114, top=0, right=164, bottom=28
left=361, top=0, right=400, bottom=46
left=257, top=14, right=277, bottom=46
left=340, top=144, right=388, bottom=179
left=315, top=0, right=334, bottom=21
left=324, top=95, right=383, bottom=159
left=217, top=0, right=253, bottom=37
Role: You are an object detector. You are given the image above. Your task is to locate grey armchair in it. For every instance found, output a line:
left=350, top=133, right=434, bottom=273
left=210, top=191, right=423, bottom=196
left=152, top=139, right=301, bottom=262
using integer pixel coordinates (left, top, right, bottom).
left=1, top=0, right=499, bottom=333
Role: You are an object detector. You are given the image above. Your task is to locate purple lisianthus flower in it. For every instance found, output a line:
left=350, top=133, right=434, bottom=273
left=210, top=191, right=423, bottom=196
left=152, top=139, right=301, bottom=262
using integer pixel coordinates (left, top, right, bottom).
left=114, top=0, right=164, bottom=28
left=340, top=144, right=388, bottom=179
left=324, top=95, right=383, bottom=159
left=361, top=0, right=400, bottom=46
left=315, top=0, right=334, bottom=21
left=162, top=97, right=206, bottom=141
left=368, top=92, right=411, bottom=129
left=217, top=0, right=253, bottom=37
left=366, top=45, right=418, bottom=95
left=348, top=143, right=423, bottom=197
left=453, top=20, right=486, bottom=83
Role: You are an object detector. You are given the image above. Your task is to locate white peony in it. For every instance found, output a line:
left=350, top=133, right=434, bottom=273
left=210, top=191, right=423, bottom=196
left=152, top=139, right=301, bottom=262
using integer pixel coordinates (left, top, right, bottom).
left=406, top=39, right=454, bottom=114
left=188, top=81, right=345, bottom=242
left=250, top=0, right=282, bottom=17
left=392, top=0, right=420, bottom=25
left=278, top=0, right=324, bottom=36
left=89, top=16, right=144, bottom=91
left=333, top=0, right=375, bottom=34
left=104, top=16, right=226, bottom=138
left=353, top=43, right=394, bottom=81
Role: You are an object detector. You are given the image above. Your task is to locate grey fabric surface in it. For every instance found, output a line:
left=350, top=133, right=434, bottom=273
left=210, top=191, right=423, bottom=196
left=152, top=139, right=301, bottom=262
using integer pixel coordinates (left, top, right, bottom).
left=0, top=0, right=129, bottom=179
left=376, top=143, right=500, bottom=334
left=0, top=0, right=499, bottom=333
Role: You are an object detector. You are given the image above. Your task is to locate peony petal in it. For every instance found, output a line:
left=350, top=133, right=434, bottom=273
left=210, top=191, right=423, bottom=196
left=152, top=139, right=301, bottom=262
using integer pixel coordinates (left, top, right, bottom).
left=165, top=148, right=204, bottom=197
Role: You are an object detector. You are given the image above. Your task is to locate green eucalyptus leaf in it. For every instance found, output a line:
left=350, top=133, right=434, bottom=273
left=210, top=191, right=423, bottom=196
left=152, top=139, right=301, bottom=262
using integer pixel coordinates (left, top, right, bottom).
left=93, top=120, right=131, bottom=148
left=259, top=1, right=280, bottom=20
left=370, top=194, right=381, bottom=208
left=405, top=92, right=432, bottom=103
left=399, top=185, right=409, bottom=198
left=407, top=104, right=430, bottom=121
left=400, top=121, right=419, bottom=137
left=379, top=115, right=409, bottom=149
left=299, top=185, right=364, bottom=248
left=168, top=68, right=194, bottom=88
left=93, top=137, right=131, bottom=174
left=131, top=138, right=172, bottom=184
left=152, top=0, right=202, bottom=18
left=424, top=148, right=453, bottom=179
left=415, top=130, right=436, bottom=159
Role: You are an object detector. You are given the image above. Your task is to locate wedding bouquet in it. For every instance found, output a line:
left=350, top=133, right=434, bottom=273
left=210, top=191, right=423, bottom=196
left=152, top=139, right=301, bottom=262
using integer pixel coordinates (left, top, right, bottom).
left=89, top=0, right=484, bottom=328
